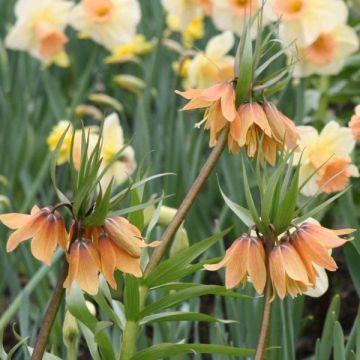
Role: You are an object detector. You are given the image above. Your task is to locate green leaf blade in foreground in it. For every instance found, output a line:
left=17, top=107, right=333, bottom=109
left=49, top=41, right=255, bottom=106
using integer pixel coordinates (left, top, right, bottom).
left=139, top=311, right=237, bottom=325
left=139, top=284, right=250, bottom=318
left=144, top=228, right=231, bottom=287
left=131, top=343, right=255, bottom=360
left=66, top=284, right=116, bottom=360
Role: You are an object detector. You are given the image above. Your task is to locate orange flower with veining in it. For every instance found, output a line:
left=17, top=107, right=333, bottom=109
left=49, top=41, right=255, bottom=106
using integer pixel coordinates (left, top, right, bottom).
left=269, top=241, right=310, bottom=299
left=64, top=239, right=102, bottom=295
left=204, top=235, right=266, bottom=294
left=229, top=102, right=299, bottom=164
left=0, top=206, right=67, bottom=265
left=270, top=222, right=354, bottom=299
left=176, top=81, right=237, bottom=146
left=349, top=105, right=360, bottom=140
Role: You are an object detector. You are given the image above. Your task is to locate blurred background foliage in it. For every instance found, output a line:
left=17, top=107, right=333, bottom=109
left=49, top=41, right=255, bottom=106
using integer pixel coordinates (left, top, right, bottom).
left=1, top=0, right=360, bottom=359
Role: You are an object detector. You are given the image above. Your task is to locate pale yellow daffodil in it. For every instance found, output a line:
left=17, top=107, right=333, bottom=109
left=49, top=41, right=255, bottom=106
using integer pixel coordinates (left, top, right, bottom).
left=294, top=121, right=359, bottom=196
left=186, top=31, right=235, bottom=89
left=99, top=113, right=136, bottom=189
left=70, top=0, right=141, bottom=50
left=5, top=0, right=72, bottom=66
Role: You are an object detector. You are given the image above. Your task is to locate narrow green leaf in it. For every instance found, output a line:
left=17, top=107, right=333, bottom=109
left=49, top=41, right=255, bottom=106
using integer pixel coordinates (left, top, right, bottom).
left=318, top=295, right=341, bottom=360
left=144, top=229, right=231, bottom=287
left=218, top=181, right=254, bottom=227
left=66, top=284, right=115, bottom=360
left=235, top=27, right=253, bottom=105
left=131, top=343, right=255, bottom=360
left=333, top=322, right=345, bottom=360
left=124, top=275, right=140, bottom=321
left=140, top=285, right=250, bottom=318
left=139, top=311, right=237, bottom=326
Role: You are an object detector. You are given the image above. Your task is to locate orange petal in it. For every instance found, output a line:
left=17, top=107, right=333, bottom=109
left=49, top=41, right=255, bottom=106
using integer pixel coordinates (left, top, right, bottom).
left=204, top=239, right=241, bottom=271
left=269, top=246, right=286, bottom=299
left=64, top=241, right=80, bottom=291
left=99, top=236, right=118, bottom=288
left=295, top=232, right=337, bottom=271
left=262, top=102, right=286, bottom=143
left=104, top=217, right=142, bottom=257
left=224, top=239, right=249, bottom=289
left=74, top=241, right=101, bottom=295
left=244, top=103, right=272, bottom=137
left=114, top=245, right=142, bottom=277
left=0, top=213, right=32, bottom=229
left=220, top=84, right=236, bottom=122
left=200, top=82, right=227, bottom=102
left=302, top=223, right=349, bottom=248
left=30, top=216, right=58, bottom=265
left=54, top=216, right=68, bottom=250
left=175, top=88, right=204, bottom=100
left=280, top=243, right=309, bottom=284
left=317, top=158, right=350, bottom=193
left=6, top=211, right=47, bottom=252
left=247, top=240, right=266, bottom=294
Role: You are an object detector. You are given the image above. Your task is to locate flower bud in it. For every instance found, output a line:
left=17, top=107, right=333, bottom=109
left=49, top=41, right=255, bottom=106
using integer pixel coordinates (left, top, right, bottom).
left=62, top=310, right=79, bottom=348
left=170, top=227, right=189, bottom=257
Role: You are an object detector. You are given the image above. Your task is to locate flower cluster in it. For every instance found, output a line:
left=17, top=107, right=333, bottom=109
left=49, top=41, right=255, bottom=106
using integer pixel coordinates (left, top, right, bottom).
left=5, top=0, right=151, bottom=65
left=205, top=220, right=354, bottom=299
left=0, top=207, right=159, bottom=295
left=47, top=113, right=136, bottom=189
left=176, top=81, right=299, bottom=164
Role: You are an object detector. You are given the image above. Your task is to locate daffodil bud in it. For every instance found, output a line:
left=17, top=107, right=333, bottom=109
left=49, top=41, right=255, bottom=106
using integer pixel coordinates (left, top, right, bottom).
left=74, top=104, right=103, bottom=121
left=62, top=311, right=79, bottom=348
left=113, top=75, right=146, bottom=94
left=158, top=206, right=177, bottom=227
left=170, top=227, right=189, bottom=257
left=88, top=93, right=124, bottom=113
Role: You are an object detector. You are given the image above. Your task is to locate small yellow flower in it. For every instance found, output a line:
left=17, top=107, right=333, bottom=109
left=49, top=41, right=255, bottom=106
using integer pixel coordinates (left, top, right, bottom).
left=182, top=16, right=204, bottom=48
left=47, top=120, right=74, bottom=165
left=105, top=34, right=154, bottom=64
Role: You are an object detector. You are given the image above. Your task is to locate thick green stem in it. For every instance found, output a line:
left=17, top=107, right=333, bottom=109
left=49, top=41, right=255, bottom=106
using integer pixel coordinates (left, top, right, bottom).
left=31, top=261, right=68, bottom=360
left=119, top=321, right=140, bottom=360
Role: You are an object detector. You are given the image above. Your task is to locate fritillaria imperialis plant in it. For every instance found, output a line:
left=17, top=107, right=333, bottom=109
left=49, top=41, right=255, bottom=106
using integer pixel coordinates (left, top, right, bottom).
left=0, top=8, right=358, bottom=360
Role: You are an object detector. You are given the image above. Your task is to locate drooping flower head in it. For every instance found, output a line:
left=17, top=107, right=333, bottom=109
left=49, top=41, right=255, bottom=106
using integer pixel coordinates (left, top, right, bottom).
left=177, top=83, right=299, bottom=164
left=176, top=81, right=237, bottom=147
left=64, top=216, right=159, bottom=294
left=0, top=206, right=67, bottom=265
left=5, top=0, right=72, bottom=66
left=294, top=121, right=359, bottom=196
left=270, top=221, right=354, bottom=299
left=204, top=234, right=266, bottom=294
left=70, top=0, right=141, bottom=50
